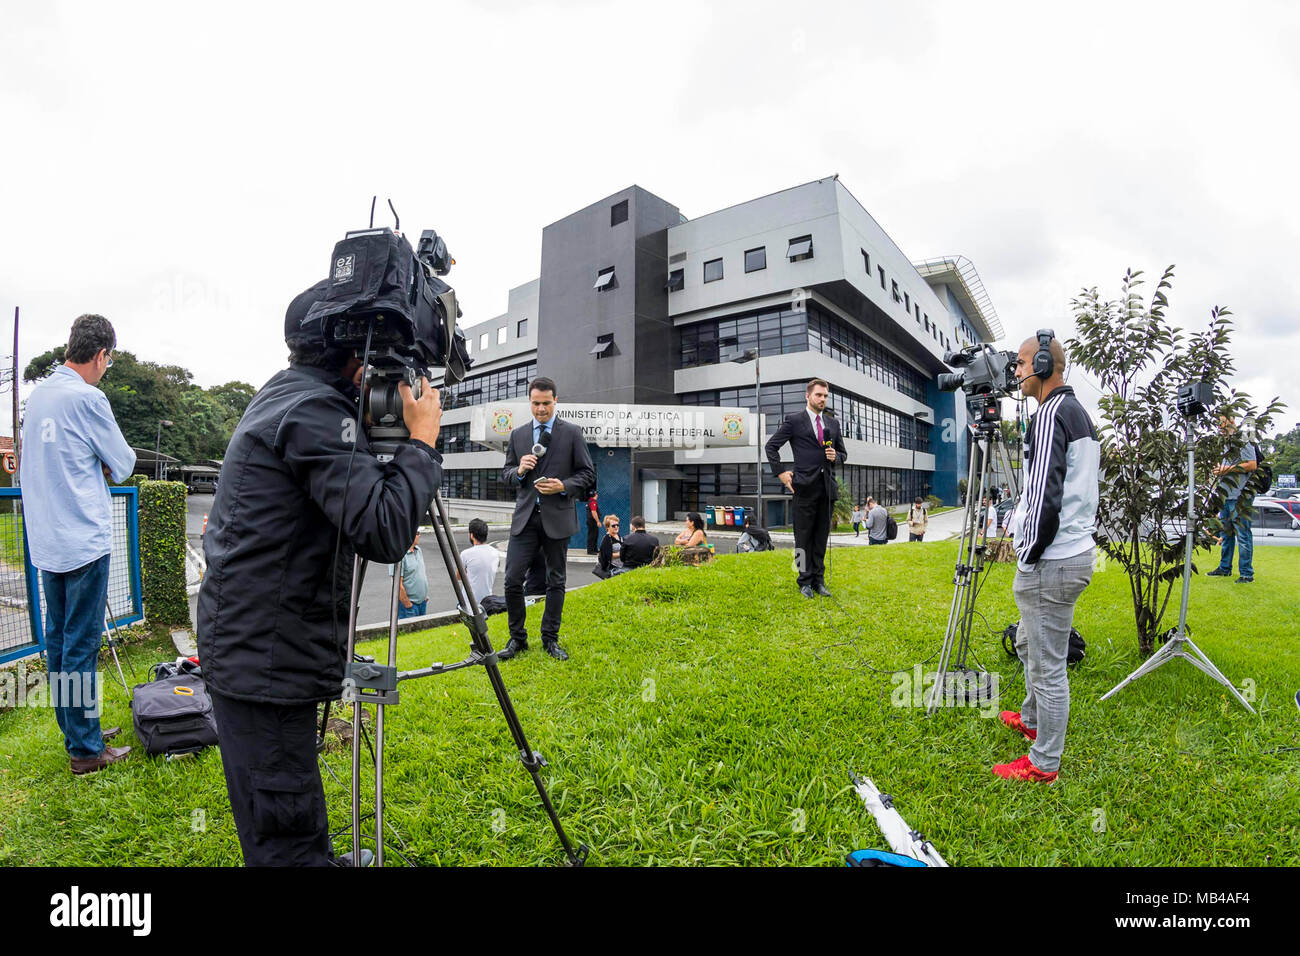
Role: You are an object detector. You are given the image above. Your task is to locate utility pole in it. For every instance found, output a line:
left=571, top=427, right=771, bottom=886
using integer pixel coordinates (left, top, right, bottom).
left=12, top=306, right=19, bottom=487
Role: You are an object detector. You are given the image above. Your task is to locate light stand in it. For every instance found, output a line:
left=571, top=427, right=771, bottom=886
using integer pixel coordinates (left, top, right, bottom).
left=340, top=491, right=588, bottom=866
left=926, top=401, right=1019, bottom=715
left=1099, top=417, right=1256, bottom=713
left=101, top=600, right=135, bottom=695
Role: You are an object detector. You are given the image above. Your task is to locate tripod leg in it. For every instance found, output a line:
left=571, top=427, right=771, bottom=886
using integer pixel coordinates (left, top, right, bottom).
left=343, top=555, right=367, bottom=868
left=422, top=494, right=586, bottom=865
left=102, top=604, right=130, bottom=695
left=374, top=562, right=402, bottom=867
left=928, top=436, right=985, bottom=714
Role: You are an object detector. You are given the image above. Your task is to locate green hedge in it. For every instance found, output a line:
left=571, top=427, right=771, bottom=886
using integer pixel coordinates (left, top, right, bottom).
left=137, top=480, right=191, bottom=627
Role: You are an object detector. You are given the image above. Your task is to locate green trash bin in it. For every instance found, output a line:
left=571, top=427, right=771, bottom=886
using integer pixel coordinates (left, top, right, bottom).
left=705, top=505, right=716, bottom=527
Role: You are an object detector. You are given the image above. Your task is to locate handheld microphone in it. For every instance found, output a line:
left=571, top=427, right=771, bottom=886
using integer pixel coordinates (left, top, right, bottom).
left=532, top=429, right=551, bottom=458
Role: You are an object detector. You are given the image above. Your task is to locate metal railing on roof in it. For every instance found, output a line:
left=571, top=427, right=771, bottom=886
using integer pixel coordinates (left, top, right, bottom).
left=913, top=256, right=1004, bottom=342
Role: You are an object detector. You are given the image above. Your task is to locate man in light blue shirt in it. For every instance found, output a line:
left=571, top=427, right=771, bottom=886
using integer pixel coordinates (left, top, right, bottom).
left=387, top=534, right=430, bottom=619
left=20, top=314, right=136, bottom=775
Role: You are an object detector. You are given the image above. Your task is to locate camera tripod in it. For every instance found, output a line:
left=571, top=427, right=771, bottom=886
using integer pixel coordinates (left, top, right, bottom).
left=1099, top=426, right=1255, bottom=713
left=926, top=420, right=1019, bottom=715
left=337, top=490, right=587, bottom=866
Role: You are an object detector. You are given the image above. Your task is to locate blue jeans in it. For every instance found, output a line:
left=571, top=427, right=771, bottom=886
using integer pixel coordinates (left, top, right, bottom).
left=1217, top=496, right=1254, bottom=578
left=40, top=554, right=110, bottom=759
left=397, top=600, right=428, bottom=620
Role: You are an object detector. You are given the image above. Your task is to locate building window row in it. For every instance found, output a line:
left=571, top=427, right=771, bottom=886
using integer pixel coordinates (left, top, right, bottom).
left=679, top=379, right=931, bottom=452
left=440, top=468, right=516, bottom=503
left=679, top=463, right=929, bottom=511
left=435, top=421, right=491, bottom=456
left=676, top=304, right=929, bottom=402
left=667, top=235, right=816, bottom=294
left=466, top=318, right=531, bottom=355
left=804, top=303, right=929, bottom=401
left=444, top=360, right=537, bottom=409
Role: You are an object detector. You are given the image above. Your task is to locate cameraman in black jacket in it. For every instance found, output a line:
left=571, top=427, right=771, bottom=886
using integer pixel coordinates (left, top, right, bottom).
left=197, top=280, right=443, bottom=866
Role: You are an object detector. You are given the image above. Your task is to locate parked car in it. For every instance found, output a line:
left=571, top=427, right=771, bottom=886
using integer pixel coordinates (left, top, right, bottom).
left=1257, top=495, right=1300, bottom=521
left=996, top=495, right=1017, bottom=529
left=1252, top=499, right=1300, bottom=540
left=187, top=477, right=217, bottom=495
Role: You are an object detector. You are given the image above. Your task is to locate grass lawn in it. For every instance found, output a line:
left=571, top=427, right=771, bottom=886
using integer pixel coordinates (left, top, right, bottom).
left=2, top=542, right=1298, bottom=866
left=0, top=508, right=25, bottom=567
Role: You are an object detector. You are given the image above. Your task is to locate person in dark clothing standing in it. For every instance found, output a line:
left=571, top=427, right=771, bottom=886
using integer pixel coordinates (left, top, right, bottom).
left=586, top=492, right=601, bottom=554
left=619, top=515, right=660, bottom=569
left=765, top=378, right=848, bottom=598
left=197, top=280, right=443, bottom=866
left=499, top=377, right=595, bottom=662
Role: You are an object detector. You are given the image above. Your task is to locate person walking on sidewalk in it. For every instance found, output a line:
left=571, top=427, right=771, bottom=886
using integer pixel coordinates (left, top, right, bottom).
left=907, top=496, right=928, bottom=541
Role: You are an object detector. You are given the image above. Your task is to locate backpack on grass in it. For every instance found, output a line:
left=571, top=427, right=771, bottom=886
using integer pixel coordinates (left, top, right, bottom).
left=1002, top=622, right=1086, bottom=666
left=131, top=668, right=219, bottom=757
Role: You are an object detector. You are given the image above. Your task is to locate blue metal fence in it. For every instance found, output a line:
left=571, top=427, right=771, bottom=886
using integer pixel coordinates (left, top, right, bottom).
left=0, top=486, right=143, bottom=666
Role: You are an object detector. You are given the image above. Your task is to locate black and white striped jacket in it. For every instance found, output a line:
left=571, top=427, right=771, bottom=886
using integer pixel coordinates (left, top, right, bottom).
left=1012, top=386, right=1100, bottom=571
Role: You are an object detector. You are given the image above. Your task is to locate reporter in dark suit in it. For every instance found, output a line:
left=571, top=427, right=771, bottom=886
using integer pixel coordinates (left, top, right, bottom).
left=500, top=377, right=595, bottom=661
left=764, top=378, right=848, bottom=598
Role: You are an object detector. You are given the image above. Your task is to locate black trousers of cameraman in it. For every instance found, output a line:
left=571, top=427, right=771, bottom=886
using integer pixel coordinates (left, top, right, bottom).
left=210, top=690, right=334, bottom=867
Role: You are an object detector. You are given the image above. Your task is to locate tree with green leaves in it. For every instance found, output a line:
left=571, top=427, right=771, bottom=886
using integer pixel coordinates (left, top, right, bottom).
left=1067, top=267, right=1285, bottom=656
left=24, top=347, right=255, bottom=466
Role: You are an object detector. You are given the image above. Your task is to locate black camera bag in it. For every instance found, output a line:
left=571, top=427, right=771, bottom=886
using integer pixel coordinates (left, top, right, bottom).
left=1001, top=621, right=1086, bottom=666
left=131, top=673, right=219, bottom=757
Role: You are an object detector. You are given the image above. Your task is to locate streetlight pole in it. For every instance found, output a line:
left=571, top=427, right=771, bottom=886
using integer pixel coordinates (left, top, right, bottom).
left=733, top=348, right=763, bottom=526
left=154, top=419, right=174, bottom=479
left=912, top=410, right=929, bottom=503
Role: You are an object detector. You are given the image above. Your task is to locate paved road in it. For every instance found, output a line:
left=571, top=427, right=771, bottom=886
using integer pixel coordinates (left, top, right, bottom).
left=186, top=495, right=688, bottom=628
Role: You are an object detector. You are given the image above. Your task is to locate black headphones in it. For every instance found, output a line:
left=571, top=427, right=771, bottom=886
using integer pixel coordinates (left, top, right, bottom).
left=1033, top=328, right=1056, bottom=380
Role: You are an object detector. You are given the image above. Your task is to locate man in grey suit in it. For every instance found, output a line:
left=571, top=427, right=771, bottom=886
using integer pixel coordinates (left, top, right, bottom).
left=500, top=377, right=595, bottom=661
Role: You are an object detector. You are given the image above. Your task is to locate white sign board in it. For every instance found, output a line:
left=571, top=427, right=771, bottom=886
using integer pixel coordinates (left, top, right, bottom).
left=1280, top=474, right=1297, bottom=488
left=469, top=403, right=758, bottom=451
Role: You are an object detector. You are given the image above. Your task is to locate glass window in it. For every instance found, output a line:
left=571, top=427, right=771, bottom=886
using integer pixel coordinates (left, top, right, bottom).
left=704, top=258, right=724, bottom=283
left=517, top=318, right=528, bottom=337
left=862, top=249, right=870, bottom=273
left=594, top=267, right=615, bottom=290
left=787, top=236, right=813, bottom=261
left=666, top=268, right=684, bottom=292
left=611, top=199, right=628, bottom=226
left=744, top=247, right=766, bottom=273
left=497, top=326, right=507, bottom=344
left=878, top=265, right=886, bottom=289
left=479, top=332, right=489, bottom=350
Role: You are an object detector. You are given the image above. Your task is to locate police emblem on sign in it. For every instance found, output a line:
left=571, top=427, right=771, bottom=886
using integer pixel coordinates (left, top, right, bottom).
left=333, top=254, right=355, bottom=283
left=491, top=409, right=514, bottom=435
left=723, top=413, right=744, bottom=441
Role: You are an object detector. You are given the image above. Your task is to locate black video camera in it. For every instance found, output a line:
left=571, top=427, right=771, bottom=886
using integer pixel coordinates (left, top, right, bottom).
left=302, top=226, right=474, bottom=457
left=938, top=344, right=1018, bottom=397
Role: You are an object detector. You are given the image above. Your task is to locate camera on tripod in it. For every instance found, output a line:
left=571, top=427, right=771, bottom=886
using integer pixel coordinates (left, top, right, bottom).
left=301, top=223, right=474, bottom=457
left=938, top=344, right=1019, bottom=435
left=937, top=344, right=1019, bottom=397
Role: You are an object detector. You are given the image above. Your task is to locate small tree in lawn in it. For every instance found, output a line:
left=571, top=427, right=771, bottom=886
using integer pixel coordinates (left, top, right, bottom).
left=1067, top=267, right=1284, bottom=657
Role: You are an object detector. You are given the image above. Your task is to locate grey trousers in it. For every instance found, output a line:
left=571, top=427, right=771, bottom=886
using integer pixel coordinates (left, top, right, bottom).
left=1012, top=549, right=1094, bottom=773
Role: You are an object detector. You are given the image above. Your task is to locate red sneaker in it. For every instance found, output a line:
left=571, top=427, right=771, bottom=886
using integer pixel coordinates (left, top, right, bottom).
left=999, top=710, right=1037, bottom=742
left=992, top=754, right=1057, bottom=784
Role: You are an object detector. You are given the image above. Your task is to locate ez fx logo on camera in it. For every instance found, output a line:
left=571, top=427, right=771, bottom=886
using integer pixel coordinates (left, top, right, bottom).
left=333, top=254, right=355, bottom=282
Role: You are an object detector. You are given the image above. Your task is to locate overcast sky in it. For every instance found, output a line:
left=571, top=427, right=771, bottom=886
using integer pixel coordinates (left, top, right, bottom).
left=4, top=0, right=1298, bottom=435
